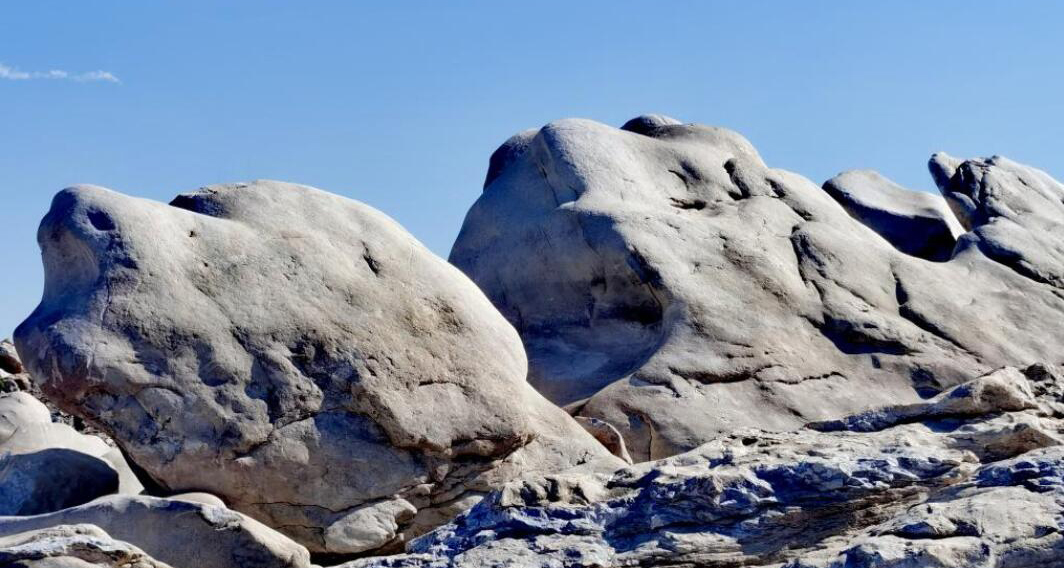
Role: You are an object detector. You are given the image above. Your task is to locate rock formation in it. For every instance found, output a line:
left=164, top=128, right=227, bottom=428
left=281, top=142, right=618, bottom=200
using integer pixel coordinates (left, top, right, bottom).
left=930, top=153, right=1064, bottom=291
left=343, top=365, right=1064, bottom=567
left=0, top=391, right=142, bottom=515
left=7, top=115, right=1064, bottom=567
left=0, top=495, right=312, bottom=568
left=450, top=115, right=1064, bottom=462
left=822, top=169, right=962, bottom=260
left=13, top=181, right=620, bottom=555
left=0, top=524, right=174, bottom=568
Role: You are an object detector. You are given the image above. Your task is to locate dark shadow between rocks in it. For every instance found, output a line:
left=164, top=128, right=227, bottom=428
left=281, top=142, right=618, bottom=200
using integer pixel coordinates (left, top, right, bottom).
left=0, top=449, right=119, bottom=515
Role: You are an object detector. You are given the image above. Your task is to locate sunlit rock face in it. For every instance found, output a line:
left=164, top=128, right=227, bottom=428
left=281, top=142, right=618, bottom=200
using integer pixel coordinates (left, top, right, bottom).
left=14, top=180, right=620, bottom=555
left=12, top=114, right=1064, bottom=568
left=450, top=115, right=1064, bottom=461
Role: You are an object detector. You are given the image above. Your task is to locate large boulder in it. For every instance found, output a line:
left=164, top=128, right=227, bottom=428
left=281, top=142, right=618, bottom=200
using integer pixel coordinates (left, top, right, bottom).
left=821, top=169, right=963, bottom=261
left=344, top=365, right=1064, bottom=567
left=0, top=391, right=142, bottom=515
left=449, top=116, right=1064, bottom=461
left=0, top=495, right=310, bottom=568
left=13, top=181, right=620, bottom=555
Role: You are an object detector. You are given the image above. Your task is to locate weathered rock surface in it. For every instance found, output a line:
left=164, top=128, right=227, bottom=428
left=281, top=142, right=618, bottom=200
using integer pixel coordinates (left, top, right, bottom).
left=0, top=392, right=142, bottom=516
left=0, top=523, right=173, bottom=568
left=930, top=152, right=1064, bottom=291
left=13, top=181, right=620, bottom=555
left=343, top=365, right=1064, bottom=567
left=822, top=169, right=963, bottom=260
left=574, top=416, right=632, bottom=464
left=0, top=495, right=310, bottom=568
left=10, top=117, right=1064, bottom=567
left=450, top=115, right=1064, bottom=462
left=1, top=338, right=23, bottom=375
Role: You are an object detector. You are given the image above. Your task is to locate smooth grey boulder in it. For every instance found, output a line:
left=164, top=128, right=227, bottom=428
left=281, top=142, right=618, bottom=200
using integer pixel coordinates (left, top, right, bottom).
left=342, top=367, right=1064, bottom=568
left=930, top=152, right=1064, bottom=290
left=450, top=116, right=1064, bottom=461
left=0, top=523, right=173, bottom=568
left=619, top=113, right=682, bottom=136
left=0, top=495, right=310, bottom=568
left=822, top=169, right=963, bottom=260
left=0, top=391, right=51, bottom=439
left=14, top=181, right=620, bottom=555
left=0, top=392, right=142, bottom=515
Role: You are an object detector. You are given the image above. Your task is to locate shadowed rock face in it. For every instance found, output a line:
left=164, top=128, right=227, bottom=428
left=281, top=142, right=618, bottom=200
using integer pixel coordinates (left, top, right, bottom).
left=822, top=169, right=963, bottom=261
left=14, top=181, right=620, bottom=555
left=0, top=391, right=142, bottom=516
left=0, top=449, right=118, bottom=515
left=450, top=115, right=1064, bottom=462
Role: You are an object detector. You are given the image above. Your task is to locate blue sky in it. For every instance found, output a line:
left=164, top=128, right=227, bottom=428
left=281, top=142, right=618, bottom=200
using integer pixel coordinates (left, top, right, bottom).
left=2, top=2, right=1062, bottom=337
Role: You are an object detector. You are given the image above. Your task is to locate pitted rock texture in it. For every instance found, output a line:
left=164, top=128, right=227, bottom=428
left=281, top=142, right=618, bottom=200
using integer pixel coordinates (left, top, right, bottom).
left=13, top=181, right=620, bottom=555
left=342, top=366, right=1064, bottom=568
left=822, top=169, right=963, bottom=261
left=0, top=391, right=142, bottom=515
left=0, top=495, right=311, bottom=568
left=450, top=115, right=1064, bottom=462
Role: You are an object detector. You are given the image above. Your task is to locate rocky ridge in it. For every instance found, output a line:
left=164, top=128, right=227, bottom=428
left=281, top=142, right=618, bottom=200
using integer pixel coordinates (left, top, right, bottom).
left=4, top=114, right=1064, bottom=567
left=450, top=115, right=1064, bottom=462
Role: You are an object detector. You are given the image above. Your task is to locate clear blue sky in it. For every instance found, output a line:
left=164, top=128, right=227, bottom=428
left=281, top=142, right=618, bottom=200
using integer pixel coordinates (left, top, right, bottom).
left=2, top=2, right=1063, bottom=337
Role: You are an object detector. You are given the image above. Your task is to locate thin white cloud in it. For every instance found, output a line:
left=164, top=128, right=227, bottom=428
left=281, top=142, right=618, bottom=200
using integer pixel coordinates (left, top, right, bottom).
left=0, top=63, right=119, bottom=83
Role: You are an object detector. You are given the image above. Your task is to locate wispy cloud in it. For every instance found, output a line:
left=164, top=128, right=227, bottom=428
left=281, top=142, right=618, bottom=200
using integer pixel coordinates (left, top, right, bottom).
left=0, top=63, right=119, bottom=83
